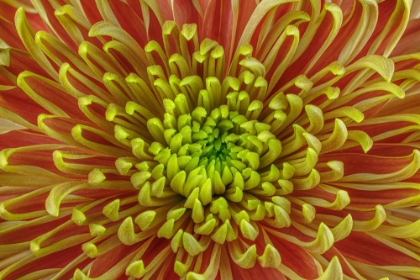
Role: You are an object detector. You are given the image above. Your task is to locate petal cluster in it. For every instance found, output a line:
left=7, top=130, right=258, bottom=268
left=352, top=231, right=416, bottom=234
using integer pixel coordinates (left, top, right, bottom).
left=1, top=0, right=420, bottom=279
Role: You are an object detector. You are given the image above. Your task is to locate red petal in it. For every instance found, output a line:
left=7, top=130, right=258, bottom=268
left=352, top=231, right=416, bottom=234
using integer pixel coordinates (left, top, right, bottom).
left=392, top=19, right=420, bottom=55
left=4, top=245, right=86, bottom=279
left=0, top=130, right=58, bottom=149
left=229, top=261, right=285, bottom=279
left=335, top=231, right=420, bottom=267
left=89, top=242, right=138, bottom=277
left=323, top=247, right=363, bottom=279
left=268, top=233, right=320, bottom=278
left=316, top=0, right=376, bottom=68
left=107, top=0, right=150, bottom=48
left=33, top=0, right=78, bottom=50
left=0, top=17, right=26, bottom=50
left=17, top=72, right=88, bottom=121
left=320, top=151, right=417, bottom=177
left=357, top=0, right=410, bottom=57
left=0, top=87, right=47, bottom=128
left=200, top=0, right=257, bottom=63
left=3, top=48, right=51, bottom=83
left=80, top=1, right=102, bottom=25
left=172, top=0, right=202, bottom=29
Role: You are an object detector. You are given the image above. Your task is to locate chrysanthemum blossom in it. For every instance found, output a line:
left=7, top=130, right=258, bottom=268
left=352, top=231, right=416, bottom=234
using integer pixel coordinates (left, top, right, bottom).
left=1, top=0, right=420, bottom=279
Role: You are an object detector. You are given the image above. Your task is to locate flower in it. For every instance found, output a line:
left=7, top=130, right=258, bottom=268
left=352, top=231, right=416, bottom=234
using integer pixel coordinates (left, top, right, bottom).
left=1, top=0, right=420, bottom=278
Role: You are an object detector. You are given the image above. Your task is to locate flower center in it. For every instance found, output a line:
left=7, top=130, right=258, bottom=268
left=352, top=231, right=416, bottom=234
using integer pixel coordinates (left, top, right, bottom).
left=141, top=95, right=282, bottom=223
left=125, top=48, right=285, bottom=248
left=99, top=21, right=316, bottom=267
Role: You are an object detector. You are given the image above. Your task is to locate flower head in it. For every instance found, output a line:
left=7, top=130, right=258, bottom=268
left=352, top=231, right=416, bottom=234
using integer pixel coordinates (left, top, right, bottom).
left=1, top=0, right=420, bottom=279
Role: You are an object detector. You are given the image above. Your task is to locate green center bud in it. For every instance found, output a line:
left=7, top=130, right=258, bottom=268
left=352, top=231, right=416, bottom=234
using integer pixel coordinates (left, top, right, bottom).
left=128, top=86, right=286, bottom=248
